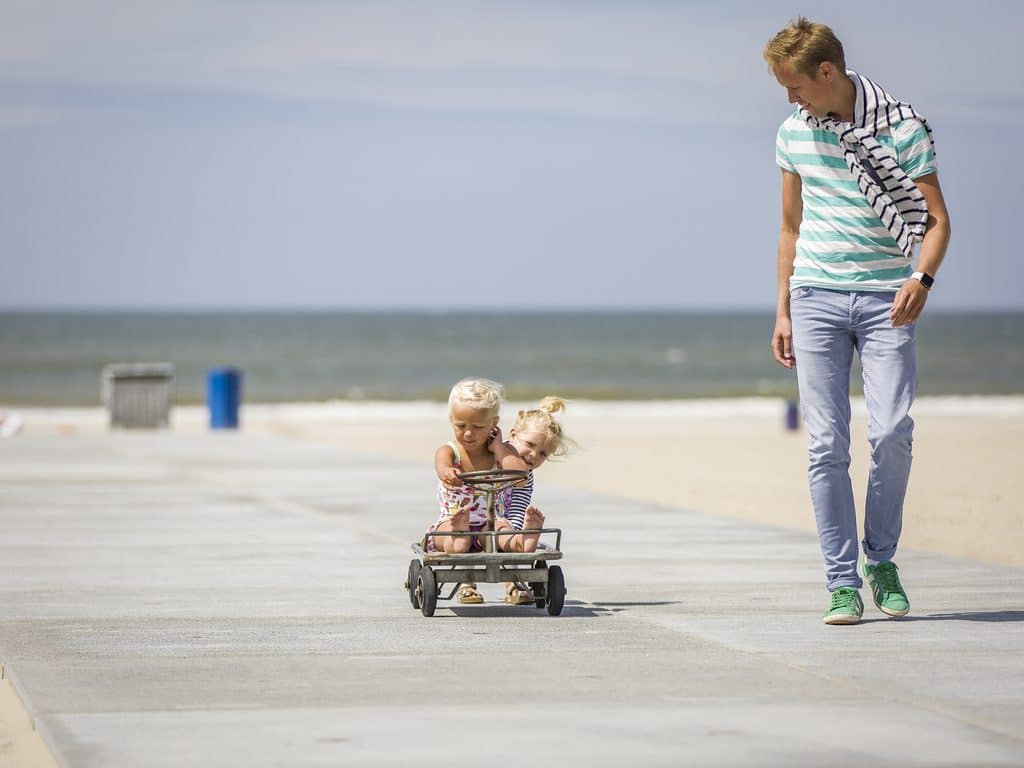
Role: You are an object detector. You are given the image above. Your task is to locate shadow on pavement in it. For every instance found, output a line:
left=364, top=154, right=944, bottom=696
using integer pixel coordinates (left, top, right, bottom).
left=443, top=601, right=617, bottom=618
left=585, top=601, right=683, bottom=608
left=904, top=610, right=1024, bottom=623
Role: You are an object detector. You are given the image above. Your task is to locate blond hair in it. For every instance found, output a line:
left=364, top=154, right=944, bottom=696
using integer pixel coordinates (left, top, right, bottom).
left=448, top=377, right=504, bottom=420
left=763, top=17, right=845, bottom=77
left=513, top=396, right=574, bottom=458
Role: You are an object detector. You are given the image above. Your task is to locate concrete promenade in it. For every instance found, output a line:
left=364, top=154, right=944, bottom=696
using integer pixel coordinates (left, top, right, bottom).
left=1, top=430, right=1022, bottom=766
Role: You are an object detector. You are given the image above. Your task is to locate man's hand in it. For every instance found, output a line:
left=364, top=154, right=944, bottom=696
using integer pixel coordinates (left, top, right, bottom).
left=772, top=316, right=796, bottom=369
left=890, top=278, right=929, bottom=327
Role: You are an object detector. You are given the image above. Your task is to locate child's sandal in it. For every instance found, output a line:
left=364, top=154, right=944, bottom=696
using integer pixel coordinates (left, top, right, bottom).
left=457, top=585, right=484, bottom=604
left=504, top=584, right=534, bottom=606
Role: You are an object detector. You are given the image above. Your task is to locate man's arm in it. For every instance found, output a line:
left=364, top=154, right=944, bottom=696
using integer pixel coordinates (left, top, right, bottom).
left=772, top=169, right=802, bottom=368
left=890, top=172, right=951, bottom=327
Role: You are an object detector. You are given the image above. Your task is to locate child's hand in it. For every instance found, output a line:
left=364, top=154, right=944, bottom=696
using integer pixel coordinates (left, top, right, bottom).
left=442, top=466, right=463, bottom=487
left=488, top=426, right=504, bottom=452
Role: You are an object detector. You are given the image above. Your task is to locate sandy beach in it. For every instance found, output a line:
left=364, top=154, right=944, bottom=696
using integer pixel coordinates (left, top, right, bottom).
left=11, top=395, right=1022, bottom=568
left=0, top=674, right=57, bottom=768
left=252, top=397, right=1024, bottom=568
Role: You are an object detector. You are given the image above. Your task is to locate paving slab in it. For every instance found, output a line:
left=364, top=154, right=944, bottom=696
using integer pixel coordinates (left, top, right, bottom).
left=1, top=431, right=1022, bottom=766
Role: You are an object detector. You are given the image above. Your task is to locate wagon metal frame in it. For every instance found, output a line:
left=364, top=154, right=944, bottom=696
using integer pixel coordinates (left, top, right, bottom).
left=404, top=469, right=567, bottom=616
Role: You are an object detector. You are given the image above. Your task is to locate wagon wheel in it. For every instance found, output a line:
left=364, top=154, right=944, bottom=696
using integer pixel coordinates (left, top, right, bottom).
left=407, top=559, right=422, bottom=609
left=530, top=560, right=548, bottom=609
left=545, top=565, right=565, bottom=616
left=418, top=566, right=438, bottom=617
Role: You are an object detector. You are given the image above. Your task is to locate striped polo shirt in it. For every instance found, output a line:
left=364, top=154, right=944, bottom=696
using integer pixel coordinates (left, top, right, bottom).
left=776, top=109, right=936, bottom=292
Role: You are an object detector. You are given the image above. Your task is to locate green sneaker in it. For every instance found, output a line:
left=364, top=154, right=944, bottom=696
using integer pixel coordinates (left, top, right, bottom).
left=823, top=587, right=863, bottom=625
left=862, top=560, right=910, bottom=617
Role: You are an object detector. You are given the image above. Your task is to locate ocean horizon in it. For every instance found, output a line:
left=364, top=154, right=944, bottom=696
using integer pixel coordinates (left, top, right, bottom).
left=2, top=310, right=1023, bottom=406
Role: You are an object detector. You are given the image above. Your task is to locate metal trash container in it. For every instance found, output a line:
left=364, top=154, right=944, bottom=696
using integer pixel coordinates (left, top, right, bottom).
left=784, top=398, right=800, bottom=431
left=206, top=367, right=242, bottom=429
left=102, top=362, right=175, bottom=429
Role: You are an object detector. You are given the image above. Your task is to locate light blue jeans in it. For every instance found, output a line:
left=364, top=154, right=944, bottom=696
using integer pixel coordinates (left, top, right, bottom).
left=789, top=286, right=917, bottom=591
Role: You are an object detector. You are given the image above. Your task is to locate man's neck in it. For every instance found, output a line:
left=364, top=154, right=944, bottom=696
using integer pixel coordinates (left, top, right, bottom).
left=829, top=72, right=857, bottom=122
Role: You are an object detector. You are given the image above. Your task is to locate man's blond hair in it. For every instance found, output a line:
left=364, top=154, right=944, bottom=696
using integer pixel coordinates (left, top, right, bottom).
left=763, top=17, right=846, bottom=77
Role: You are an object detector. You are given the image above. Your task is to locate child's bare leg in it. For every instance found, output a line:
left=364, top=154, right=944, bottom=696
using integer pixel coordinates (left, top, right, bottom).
left=494, top=519, right=519, bottom=552
left=492, top=519, right=529, bottom=603
left=436, top=506, right=471, bottom=554
left=520, top=506, right=545, bottom=553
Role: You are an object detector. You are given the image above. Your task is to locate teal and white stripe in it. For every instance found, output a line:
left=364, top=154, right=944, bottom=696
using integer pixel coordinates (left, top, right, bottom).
left=776, top=75, right=936, bottom=293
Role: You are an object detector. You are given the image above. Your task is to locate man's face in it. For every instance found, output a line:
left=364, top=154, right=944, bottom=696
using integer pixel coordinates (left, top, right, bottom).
left=774, top=63, right=833, bottom=118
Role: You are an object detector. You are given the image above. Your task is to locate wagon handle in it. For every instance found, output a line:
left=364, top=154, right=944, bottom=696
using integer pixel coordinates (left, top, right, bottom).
left=456, top=469, right=529, bottom=489
left=456, top=469, right=529, bottom=553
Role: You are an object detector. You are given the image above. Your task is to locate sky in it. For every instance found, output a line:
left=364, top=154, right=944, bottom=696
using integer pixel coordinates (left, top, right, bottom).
left=1, top=0, right=1022, bottom=311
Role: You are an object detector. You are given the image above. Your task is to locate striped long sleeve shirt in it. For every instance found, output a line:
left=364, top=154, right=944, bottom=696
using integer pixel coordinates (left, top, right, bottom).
left=775, top=72, right=936, bottom=293
left=506, top=472, right=534, bottom=530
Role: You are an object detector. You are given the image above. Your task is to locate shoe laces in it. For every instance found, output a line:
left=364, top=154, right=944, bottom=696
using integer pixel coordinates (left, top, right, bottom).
left=872, top=561, right=902, bottom=593
left=830, top=588, right=859, bottom=610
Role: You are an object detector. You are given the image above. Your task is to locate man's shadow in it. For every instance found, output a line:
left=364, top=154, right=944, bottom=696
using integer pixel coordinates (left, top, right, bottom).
left=900, top=610, right=1024, bottom=623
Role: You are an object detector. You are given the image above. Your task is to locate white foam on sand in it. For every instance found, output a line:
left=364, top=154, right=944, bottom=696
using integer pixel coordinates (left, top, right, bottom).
left=0, top=410, right=24, bottom=437
left=5, top=394, right=1024, bottom=430
left=239, top=395, right=1024, bottom=422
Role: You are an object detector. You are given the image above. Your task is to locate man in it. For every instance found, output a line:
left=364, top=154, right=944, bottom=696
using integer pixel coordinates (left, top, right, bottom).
left=764, top=18, right=951, bottom=624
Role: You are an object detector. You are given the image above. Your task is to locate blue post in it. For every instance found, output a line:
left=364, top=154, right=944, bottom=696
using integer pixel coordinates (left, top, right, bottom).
left=784, top=398, right=799, bottom=431
left=207, top=367, right=242, bottom=429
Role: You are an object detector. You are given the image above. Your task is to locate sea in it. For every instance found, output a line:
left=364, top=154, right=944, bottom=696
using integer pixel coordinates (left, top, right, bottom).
left=1, top=311, right=1022, bottom=406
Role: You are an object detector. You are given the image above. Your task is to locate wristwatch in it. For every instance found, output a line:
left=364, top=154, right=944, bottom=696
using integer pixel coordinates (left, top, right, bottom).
left=910, top=271, right=934, bottom=290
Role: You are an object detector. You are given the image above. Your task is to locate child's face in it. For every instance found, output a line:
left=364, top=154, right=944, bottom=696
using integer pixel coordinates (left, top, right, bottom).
left=509, top=428, right=552, bottom=470
left=450, top=404, right=497, bottom=449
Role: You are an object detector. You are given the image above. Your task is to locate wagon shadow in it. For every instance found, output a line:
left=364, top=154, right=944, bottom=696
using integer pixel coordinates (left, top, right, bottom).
left=445, top=600, right=683, bottom=618
left=446, top=600, right=622, bottom=618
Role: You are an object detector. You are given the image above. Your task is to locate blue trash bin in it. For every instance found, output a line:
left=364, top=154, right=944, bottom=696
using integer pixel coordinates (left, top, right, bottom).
left=784, top=398, right=800, bottom=431
left=207, top=367, right=242, bottom=429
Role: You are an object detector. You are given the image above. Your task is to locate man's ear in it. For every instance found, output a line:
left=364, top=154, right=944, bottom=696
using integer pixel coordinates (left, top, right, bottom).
left=818, top=61, right=834, bottom=82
